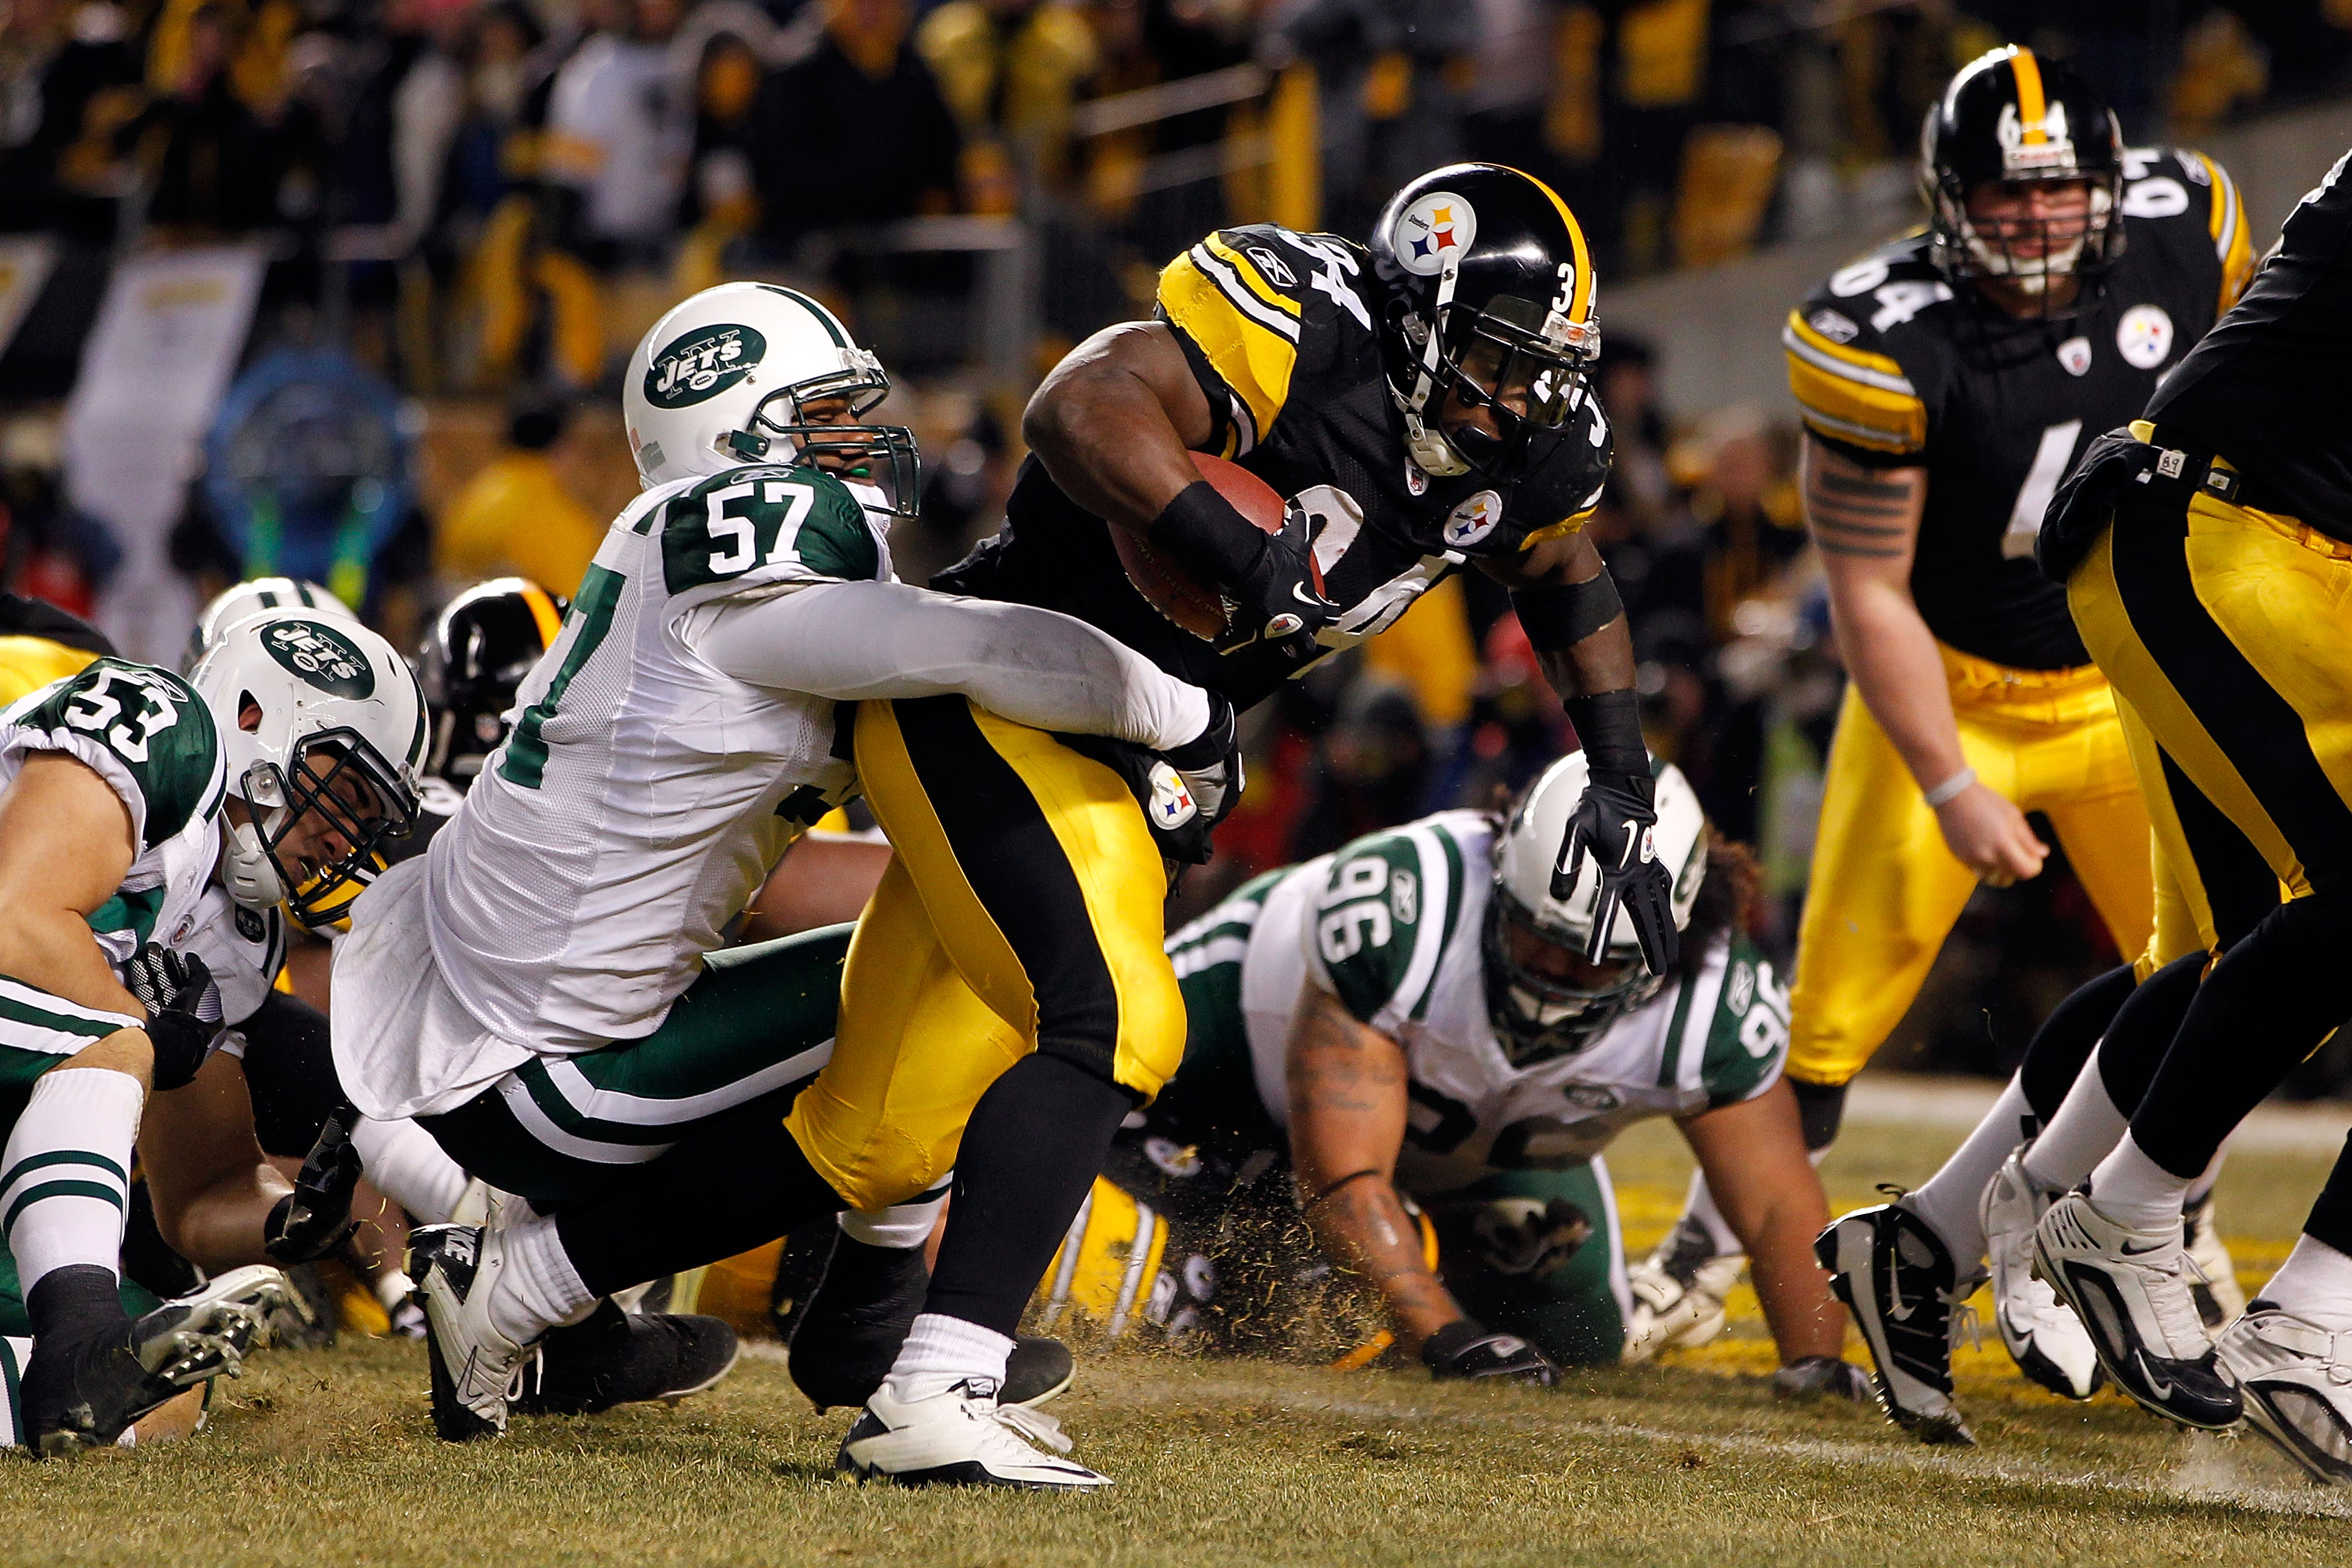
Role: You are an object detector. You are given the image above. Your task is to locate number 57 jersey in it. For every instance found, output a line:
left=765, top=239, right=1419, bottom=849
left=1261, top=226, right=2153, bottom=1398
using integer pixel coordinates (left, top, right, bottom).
left=426, top=464, right=886, bottom=1052
left=1782, top=145, right=2254, bottom=672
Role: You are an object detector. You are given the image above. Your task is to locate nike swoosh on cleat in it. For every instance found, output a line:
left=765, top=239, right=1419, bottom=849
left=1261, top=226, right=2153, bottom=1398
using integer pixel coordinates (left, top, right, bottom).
left=2136, top=1351, right=2175, bottom=1401
left=2118, top=1238, right=2173, bottom=1256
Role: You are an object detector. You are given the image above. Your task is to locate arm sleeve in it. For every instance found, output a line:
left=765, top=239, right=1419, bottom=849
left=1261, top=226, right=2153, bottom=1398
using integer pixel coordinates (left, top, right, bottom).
left=683, top=580, right=1212, bottom=753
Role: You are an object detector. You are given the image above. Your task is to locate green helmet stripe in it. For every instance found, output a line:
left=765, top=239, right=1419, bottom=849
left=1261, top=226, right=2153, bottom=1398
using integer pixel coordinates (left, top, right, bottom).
left=757, top=284, right=848, bottom=348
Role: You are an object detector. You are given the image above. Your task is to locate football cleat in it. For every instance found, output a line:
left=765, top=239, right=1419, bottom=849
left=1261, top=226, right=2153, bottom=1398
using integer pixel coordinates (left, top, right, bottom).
left=2183, top=1189, right=2247, bottom=1331
left=26, top=1265, right=293, bottom=1456
left=2032, top=1192, right=2241, bottom=1430
left=512, top=1299, right=740, bottom=1416
left=1815, top=1199, right=1980, bottom=1445
left=837, top=1379, right=1111, bottom=1491
left=1622, top=1217, right=1743, bottom=1362
left=410, top=1223, right=538, bottom=1441
left=1003, top=1336, right=1076, bottom=1408
left=1980, top=1149, right=2103, bottom=1400
left=2213, top=1302, right=2352, bottom=1485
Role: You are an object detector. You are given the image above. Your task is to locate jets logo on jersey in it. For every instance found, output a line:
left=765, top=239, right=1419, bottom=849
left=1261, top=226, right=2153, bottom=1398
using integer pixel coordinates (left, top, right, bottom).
left=1444, top=490, right=1504, bottom=548
left=1148, top=762, right=1199, bottom=828
left=1393, top=193, right=1477, bottom=276
left=262, top=619, right=374, bottom=698
left=2116, top=304, right=2174, bottom=369
left=2057, top=335, right=2093, bottom=376
left=643, top=324, right=766, bottom=409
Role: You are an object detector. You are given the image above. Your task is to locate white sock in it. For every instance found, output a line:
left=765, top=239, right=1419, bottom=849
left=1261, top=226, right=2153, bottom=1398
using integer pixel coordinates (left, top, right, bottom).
left=1907, top=1073, right=2034, bottom=1269
left=0, top=1338, right=26, bottom=1446
left=842, top=1185, right=947, bottom=1251
left=883, top=1311, right=1014, bottom=1404
left=487, top=1213, right=597, bottom=1345
left=1, top=1066, right=141, bottom=1292
left=1673, top=1170, right=1743, bottom=1260
left=2086, top=1134, right=2194, bottom=1235
left=351, top=1115, right=471, bottom=1224
left=2021, top=1043, right=2130, bottom=1193
left=2258, top=1233, right=2352, bottom=1332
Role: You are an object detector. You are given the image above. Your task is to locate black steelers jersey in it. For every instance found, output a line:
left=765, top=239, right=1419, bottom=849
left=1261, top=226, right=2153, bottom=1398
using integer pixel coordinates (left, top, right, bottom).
left=2149, top=148, right=2352, bottom=538
left=934, top=223, right=1612, bottom=710
left=1784, top=147, right=2255, bottom=670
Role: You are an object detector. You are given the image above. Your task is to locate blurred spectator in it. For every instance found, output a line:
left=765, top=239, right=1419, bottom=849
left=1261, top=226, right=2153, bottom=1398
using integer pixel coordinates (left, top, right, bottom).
left=440, top=2, right=543, bottom=232
left=753, top=0, right=961, bottom=256
left=0, top=0, right=141, bottom=237
left=917, top=0, right=1097, bottom=198
left=434, top=393, right=599, bottom=597
left=545, top=0, right=691, bottom=260
left=1272, top=0, right=1476, bottom=239
left=121, top=2, right=291, bottom=236
left=1285, top=677, right=1430, bottom=861
left=1675, top=402, right=1806, bottom=645
left=671, top=26, right=764, bottom=290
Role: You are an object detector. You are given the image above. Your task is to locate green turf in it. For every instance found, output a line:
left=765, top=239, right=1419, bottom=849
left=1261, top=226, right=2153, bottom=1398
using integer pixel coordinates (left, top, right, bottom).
left=1, top=1102, right=2343, bottom=1567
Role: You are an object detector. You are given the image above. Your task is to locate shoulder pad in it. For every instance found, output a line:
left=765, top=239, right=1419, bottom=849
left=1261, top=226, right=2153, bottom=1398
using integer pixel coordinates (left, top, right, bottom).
left=655, top=464, right=879, bottom=598
left=1785, top=239, right=1947, bottom=458
left=9, top=659, right=223, bottom=850
left=1158, top=225, right=1376, bottom=455
left=2122, top=146, right=2253, bottom=310
left=1697, top=933, right=1790, bottom=1107
left=1306, top=821, right=1469, bottom=1029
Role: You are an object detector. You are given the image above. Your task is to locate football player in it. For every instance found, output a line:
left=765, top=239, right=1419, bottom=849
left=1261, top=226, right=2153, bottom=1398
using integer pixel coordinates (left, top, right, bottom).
left=1652, top=48, right=2258, bottom=1438
left=764, top=163, right=1672, bottom=1491
left=2003, top=141, right=2352, bottom=1472
left=325, top=283, right=1241, bottom=1443
left=405, top=577, right=569, bottom=861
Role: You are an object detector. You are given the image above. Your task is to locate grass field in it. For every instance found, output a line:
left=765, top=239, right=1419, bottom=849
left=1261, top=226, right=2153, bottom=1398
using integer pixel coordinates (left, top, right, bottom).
left=5, top=1080, right=2348, bottom=1568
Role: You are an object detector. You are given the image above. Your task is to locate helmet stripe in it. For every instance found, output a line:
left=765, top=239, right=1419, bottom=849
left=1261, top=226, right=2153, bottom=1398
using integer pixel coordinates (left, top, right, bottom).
left=754, top=283, right=848, bottom=348
left=1501, top=164, right=1595, bottom=325
left=519, top=584, right=564, bottom=651
left=2011, top=47, right=2048, bottom=143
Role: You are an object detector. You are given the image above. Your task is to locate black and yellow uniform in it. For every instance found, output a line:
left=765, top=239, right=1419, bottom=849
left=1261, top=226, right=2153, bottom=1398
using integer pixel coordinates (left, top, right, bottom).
left=808, top=217, right=1614, bottom=1212
left=0, top=594, right=111, bottom=706
left=1779, top=145, right=2255, bottom=1088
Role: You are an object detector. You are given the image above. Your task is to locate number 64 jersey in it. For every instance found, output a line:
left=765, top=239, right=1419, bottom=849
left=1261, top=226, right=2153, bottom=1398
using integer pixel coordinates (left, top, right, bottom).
left=1782, top=145, right=2254, bottom=672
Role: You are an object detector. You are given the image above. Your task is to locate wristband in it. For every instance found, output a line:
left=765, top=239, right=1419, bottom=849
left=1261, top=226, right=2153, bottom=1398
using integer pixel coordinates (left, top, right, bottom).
left=1564, top=689, right=1648, bottom=779
left=1921, top=766, right=1976, bottom=808
left=1512, top=572, right=1623, bottom=651
left=1149, top=480, right=1268, bottom=589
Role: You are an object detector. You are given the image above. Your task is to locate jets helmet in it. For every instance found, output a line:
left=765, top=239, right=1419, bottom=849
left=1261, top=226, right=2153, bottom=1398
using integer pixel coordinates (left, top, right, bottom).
left=183, top=577, right=357, bottom=672
left=1921, top=46, right=2125, bottom=302
left=622, top=281, right=920, bottom=514
left=416, top=576, right=566, bottom=784
left=1368, top=163, right=1602, bottom=480
left=188, top=611, right=426, bottom=923
left=1485, top=753, right=1706, bottom=1064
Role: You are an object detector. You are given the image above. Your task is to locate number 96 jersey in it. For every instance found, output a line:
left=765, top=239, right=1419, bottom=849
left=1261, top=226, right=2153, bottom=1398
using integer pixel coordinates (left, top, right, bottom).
left=1782, top=146, right=2255, bottom=672
left=1170, top=810, right=1789, bottom=1197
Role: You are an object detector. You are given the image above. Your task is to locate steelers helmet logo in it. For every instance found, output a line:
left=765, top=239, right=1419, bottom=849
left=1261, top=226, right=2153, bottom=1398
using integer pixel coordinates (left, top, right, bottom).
left=1393, top=192, right=1478, bottom=276
left=2116, top=303, right=2175, bottom=370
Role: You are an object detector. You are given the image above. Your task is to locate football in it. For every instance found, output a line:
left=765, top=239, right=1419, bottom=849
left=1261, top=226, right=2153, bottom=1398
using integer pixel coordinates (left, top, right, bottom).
left=1112, top=451, right=1308, bottom=640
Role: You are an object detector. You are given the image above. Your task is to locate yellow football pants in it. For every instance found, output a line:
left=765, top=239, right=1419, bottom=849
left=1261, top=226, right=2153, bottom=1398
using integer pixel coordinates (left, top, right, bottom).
left=1785, top=647, right=2154, bottom=1088
left=784, top=697, right=1189, bottom=1212
left=2069, top=482, right=2352, bottom=915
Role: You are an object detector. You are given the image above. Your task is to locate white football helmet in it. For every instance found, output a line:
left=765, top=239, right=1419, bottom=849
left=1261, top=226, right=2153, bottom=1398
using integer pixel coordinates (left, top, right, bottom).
left=621, top=281, right=919, bottom=514
left=183, top=577, right=358, bottom=672
left=1484, top=753, right=1707, bottom=1062
left=188, top=611, right=426, bottom=922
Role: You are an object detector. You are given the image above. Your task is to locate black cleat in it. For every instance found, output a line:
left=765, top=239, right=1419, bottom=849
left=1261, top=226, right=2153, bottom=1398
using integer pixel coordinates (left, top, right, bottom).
left=25, top=1265, right=292, bottom=1456
left=512, top=1299, right=740, bottom=1416
left=1816, top=1200, right=1977, bottom=1445
left=1003, top=1336, right=1075, bottom=1409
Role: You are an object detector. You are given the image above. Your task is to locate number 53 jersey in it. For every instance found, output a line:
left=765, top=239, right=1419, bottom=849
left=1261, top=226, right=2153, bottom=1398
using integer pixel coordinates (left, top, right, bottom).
left=1784, top=146, right=2255, bottom=671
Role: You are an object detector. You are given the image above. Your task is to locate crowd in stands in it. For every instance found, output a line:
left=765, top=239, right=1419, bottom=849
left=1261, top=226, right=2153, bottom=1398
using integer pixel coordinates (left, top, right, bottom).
left=5, top=0, right=2352, bottom=1083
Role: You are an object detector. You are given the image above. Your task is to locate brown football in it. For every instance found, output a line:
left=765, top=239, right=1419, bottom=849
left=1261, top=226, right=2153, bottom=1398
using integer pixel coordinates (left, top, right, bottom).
left=1112, top=452, right=1309, bottom=640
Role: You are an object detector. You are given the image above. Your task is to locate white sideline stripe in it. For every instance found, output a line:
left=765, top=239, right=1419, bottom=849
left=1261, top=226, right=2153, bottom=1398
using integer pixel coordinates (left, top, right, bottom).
left=1843, top=1074, right=2351, bottom=1157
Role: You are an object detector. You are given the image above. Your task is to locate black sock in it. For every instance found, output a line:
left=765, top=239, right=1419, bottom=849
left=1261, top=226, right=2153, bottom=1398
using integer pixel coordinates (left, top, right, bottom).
left=1788, top=1078, right=1847, bottom=1153
left=2016, top=962, right=2139, bottom=1122
left=2133, top=891, right=2352, bottom=1178
left=2300, top=1132, right=2352, bottom=1258
left=557, top=1107, right=846, bottom=1299
left=25, top=1265, right=128, bottom=1347
left=2080, top=951, right=2207, bottom=1116
left=923, top=1052, right=1134, bottom=1338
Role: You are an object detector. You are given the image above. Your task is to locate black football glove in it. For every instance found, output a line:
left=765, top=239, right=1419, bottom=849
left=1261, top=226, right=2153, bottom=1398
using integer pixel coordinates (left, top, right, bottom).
left=1554, top=691, right=1678, bottom=975
left=122, top=945, right=222, bottom=1091
left=1771, top=1356, right=1874, bottom=1403
left=1162, top=694, right=1244, bottom=827
left=1422, top=1319, right=1559, bottom=1387
left=1214, top=500, right=1336, bottom=662
left=264, top=1103, right=365, bottom=1265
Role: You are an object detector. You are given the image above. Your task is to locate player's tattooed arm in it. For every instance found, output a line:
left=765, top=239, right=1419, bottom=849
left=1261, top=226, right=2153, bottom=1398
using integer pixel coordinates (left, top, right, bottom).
left=1286, top=986, right=1463, bottom=1351
left=1801, top=440, right=1924, bottom=560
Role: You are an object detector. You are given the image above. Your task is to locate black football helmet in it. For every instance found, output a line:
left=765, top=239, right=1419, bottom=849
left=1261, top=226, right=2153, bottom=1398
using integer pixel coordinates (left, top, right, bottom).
left=1921, top=46, right=2125, bottom=308
left=1367, top=163, right=1602, bottom=480
left=416, top=577, right=567, bottom=783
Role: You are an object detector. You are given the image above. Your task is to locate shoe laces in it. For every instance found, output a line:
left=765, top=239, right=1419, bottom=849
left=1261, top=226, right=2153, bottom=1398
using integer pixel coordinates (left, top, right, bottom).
left=2129, top=1238, right=2214, bottom=1355
left=1947, top=1294, right=1983, bottom=1353
left=991, top=1401, right=1074, bottom=1456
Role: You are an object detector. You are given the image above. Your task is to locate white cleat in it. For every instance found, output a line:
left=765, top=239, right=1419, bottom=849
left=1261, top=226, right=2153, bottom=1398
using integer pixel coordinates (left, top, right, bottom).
left=1980, top=1149, right=2103, bottom=1400
left=1623, top=1220, right=1744, bottom=1363
left=1814, top=1200, right=1980, bottom=1445
left=2032, top=1192, right=2240, bottom=1430
left=409, top=1224, right=540, bottom=1441
left=837, top=1379, right=1111, bottom=1491
left=2183, top=1190, right=2247, bottom=1331
left=2214, top=1302, right=2352, bottom=1485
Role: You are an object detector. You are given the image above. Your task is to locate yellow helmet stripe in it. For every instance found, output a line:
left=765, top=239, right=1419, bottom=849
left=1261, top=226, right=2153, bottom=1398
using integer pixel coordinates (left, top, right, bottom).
left=519, top=584, right=564, bottom=650
left=2010, top=47, right=2048, bottom=142
left=1502, top=164, right=1595, bottom=325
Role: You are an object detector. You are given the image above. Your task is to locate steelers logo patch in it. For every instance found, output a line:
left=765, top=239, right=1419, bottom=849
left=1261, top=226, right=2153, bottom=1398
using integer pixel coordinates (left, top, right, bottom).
left=1393, top=193, right=1477, bottom=276
left=1443, top=490, right=1504, bottom=548
left=2116, top=304, right=2175, bottom=370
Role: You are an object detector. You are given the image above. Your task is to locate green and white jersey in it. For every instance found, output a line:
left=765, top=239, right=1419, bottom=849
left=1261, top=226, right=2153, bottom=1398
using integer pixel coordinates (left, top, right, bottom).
left=0, top=658, right=225, bottom=973
left=1180, top=809, right=1789, bottom=1197
left=423, top=463, right=885, bottom=1052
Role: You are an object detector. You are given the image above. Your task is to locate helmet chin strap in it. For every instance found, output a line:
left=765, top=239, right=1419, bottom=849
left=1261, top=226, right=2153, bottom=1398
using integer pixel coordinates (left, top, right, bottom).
left=1394, top=254, right=1472, bottom=478
left=220, top=813, right=286, bottom=911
